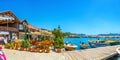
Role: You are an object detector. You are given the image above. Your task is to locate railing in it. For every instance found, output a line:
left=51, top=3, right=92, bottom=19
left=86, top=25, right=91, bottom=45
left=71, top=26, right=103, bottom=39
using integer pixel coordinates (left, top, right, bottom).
left=0, top=26, right=18, bottom=32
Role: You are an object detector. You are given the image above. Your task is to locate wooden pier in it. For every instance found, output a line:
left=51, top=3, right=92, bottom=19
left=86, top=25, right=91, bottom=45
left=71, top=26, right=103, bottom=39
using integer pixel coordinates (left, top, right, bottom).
left=61, top=45, right=119, bottom=60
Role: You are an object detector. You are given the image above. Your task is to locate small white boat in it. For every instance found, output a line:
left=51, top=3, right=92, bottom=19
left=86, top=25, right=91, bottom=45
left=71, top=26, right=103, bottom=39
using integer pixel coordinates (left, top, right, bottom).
left=64, top=44, right=77, bottom=51
left=66, top=44, right=77, bottom=48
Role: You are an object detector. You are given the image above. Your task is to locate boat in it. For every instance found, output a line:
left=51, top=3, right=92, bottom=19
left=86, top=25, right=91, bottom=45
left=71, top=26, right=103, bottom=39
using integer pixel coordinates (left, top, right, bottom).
left=64, top=44, right=77, bottom=51
left=88, top=40, right=110, bottom=48
left=80, top=42, right=88, bottom=49
left=105, top=40, right=120, bottom=46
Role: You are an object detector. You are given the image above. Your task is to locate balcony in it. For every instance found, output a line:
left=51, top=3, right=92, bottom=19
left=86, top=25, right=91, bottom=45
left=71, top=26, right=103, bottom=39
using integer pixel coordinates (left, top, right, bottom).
left=0, top=26, right=18, bottom=32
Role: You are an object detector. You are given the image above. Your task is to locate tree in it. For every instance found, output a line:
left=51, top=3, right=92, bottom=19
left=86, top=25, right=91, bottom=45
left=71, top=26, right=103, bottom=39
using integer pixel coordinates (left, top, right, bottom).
left=52, top=28, right=64, bottom=49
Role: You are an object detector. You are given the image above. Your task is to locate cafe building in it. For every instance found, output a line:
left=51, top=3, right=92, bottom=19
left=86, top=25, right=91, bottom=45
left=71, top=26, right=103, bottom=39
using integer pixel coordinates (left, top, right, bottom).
left=0, top=11, right=19, bottom=40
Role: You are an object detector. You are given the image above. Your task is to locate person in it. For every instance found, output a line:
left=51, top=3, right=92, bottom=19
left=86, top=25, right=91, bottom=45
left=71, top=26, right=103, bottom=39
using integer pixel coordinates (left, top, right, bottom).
left=0, top=35, right=4, bottom=45
left=12, top=34, right=18, bottom=40
left=3, top=35, right=8, bottom=44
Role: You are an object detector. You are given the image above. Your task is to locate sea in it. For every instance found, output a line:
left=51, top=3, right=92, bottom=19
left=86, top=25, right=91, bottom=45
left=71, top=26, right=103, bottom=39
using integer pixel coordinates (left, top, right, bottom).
left=64, top=38, right=120, bottom=60
left=64, top=37, right=120, bottom=50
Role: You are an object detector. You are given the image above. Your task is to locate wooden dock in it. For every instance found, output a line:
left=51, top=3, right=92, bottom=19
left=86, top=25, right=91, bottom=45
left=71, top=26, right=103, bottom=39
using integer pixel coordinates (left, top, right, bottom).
left=61, top=45, right=119, bottom=60
left=3, top=45, right=120, bottom=60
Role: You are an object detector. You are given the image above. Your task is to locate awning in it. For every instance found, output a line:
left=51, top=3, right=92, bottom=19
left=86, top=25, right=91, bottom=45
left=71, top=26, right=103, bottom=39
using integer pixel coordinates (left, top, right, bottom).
left=32, top=32, right=41, bottom=35
left=0, top=14, right=14, bottom=20
left=0, top=31, right=9, bottom=35
left=19, top=32, right=31, bottom=35
left=0, top=14, right=14, bottom=24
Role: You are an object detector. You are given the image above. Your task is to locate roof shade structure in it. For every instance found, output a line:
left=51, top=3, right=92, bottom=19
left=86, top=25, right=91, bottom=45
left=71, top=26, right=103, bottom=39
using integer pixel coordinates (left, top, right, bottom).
left=0, top=14, right=15, bottom=24
left=0, top=10, right=19, bottom=24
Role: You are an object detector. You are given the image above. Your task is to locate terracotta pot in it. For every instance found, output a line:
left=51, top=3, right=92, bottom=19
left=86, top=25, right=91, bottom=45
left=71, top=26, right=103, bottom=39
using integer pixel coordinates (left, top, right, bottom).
left=5, top=46, right=10, bottom=49
left=45, top=49, right=50, bottom=53
left=27, top=48, right=31, bottom=52
left=35, top=48, right=40, bottom=52
left=30, top=48, right=35, bottom=52
left=56, top=48, right=61, bottom=53
left=7, top=47, right=10, bottom=49
left=42, top=49, right=45, bottom=53
left=20, top=47, right=24, bottom=51
left=24, top=48, right=27, bottom=51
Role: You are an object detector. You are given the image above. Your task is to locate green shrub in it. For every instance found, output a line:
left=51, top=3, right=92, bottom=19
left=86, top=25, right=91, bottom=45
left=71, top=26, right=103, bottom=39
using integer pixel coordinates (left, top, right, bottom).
left=21, top=40, right=30, bottom=48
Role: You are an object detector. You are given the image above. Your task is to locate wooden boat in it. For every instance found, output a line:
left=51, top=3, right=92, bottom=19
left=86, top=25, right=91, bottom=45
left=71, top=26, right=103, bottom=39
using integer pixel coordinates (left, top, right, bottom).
left=64, top=44, right=77, bottom=51
left=88, top=40, right=110, bottom=48
left=80, top=42, right=88, bottom=49
left=80, top=44, right=88, bottom=49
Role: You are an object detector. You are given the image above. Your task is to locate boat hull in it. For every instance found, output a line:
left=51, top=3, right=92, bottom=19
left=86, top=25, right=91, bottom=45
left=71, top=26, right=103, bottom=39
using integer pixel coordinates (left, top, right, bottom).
left=88, top=42, right=110, bottom=48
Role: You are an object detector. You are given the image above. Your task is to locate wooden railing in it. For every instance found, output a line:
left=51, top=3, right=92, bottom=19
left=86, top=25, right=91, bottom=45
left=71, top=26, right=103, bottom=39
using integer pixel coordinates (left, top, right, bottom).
left=0, top=26, right=18, bottom=32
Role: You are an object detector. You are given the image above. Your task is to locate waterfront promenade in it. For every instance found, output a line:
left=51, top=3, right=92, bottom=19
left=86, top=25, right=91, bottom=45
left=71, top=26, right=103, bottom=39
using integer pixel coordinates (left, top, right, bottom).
left=3, top=45, right=120, bottom=60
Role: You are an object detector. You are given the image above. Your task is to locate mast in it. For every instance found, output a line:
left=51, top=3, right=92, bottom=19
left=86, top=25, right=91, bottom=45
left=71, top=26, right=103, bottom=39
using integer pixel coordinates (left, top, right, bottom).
left=58, top=25, right=61, bottom=31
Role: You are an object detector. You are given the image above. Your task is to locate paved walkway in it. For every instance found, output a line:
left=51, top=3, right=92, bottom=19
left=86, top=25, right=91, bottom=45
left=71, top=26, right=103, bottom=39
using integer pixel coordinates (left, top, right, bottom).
left=3, top=45, right=120, bottom=60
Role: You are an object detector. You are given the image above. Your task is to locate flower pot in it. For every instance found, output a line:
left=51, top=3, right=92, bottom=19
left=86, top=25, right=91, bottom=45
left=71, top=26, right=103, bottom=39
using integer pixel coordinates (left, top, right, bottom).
left=45, top=49, right=50, bottom=53
left=27, top=48, right=31, bottom=52
left=35, top=48, right=40, bottom=52
left=55, top=48, right=61, bottom=53
left=30, top=48, right=35, bottom=52
left=5, top=46, right=10, bottom=49
left=7, top=47, right=10, bottom=49
left=24, top=48, right=27, bottom=51
left=42, top=49, right=45, bottom=53
left=20, top=47, right=24, bottom=51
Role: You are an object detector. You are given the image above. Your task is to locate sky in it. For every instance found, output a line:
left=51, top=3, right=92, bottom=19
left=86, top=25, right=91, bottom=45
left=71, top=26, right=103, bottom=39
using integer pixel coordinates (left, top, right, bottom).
left=0, top=0, right=120, bottom=35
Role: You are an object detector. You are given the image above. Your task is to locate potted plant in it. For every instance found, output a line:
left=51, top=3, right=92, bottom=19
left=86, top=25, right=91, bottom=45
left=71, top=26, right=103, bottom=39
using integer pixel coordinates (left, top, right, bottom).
left=44, top=45, right=50, bottom=53
left=42, top=49, right=45, bottom=53
left=35, top=45, right=40, bottom=52
left=52, top=27, right=65, bottom=53
left=35, top=48, right=40, bottom=52
left=20, top=40, right=30, bottom=51
left=27, top=47, right=31, bottom=52
left=54, top=44, right=64, bottom=53
left=20, top=47, right=24, bottom=51
left=9, top=43, right=14, bottom=49
left=54, top=38, right=64, bottom=53
left=30, top=47, right=35, bottom=52
left=4, top=44, right=10, bottom=49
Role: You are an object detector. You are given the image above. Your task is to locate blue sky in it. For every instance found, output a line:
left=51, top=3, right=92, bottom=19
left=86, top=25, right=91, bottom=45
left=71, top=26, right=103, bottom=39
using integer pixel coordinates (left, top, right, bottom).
left=0, top=0, right=120, bottom=34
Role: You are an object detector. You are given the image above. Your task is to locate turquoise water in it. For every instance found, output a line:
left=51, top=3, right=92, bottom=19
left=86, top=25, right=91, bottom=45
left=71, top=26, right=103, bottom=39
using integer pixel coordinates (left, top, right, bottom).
left=64, top=38, right=120, bottom=50
left=64, top=38, right=98, bottom=50
left=113, top=57, right=120, bottom=60
left=108, top=55, right=120, bottom=60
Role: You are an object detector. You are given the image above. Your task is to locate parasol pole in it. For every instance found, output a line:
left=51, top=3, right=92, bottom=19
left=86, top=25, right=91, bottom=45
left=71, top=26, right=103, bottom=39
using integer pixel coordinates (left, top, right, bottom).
left=7, top=19, right=8, bottom=31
